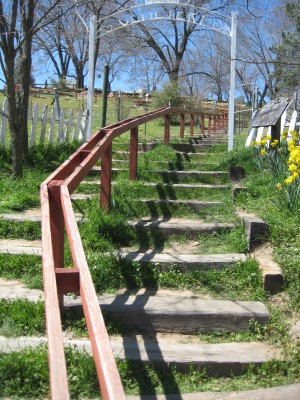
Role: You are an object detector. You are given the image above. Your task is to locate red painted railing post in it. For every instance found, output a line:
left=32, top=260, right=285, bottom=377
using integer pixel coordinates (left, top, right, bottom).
left=213, top=115, right=217, bottom=132
left=100, top=143, right=112, bottom=210
left=190, top=113, right=194, bottom=137
left=208, top=115, right=212, bottom=135
left=130, top=126, right=138, bottom=180
left=164, top=113, right=170, bottom=144
left=48, top=181, right=65, bottom=310
left=201, top=114, right=205, bottom=136
left=180, top=112, right=185, bottom=138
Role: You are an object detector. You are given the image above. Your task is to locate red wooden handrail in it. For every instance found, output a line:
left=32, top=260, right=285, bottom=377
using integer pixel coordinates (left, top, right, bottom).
left=40, top=106, right=227, bottom=399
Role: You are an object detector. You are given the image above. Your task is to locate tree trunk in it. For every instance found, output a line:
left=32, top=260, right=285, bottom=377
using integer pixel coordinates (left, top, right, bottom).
left=6, top=60, right=23, bottom=177
left=75, top=67, right=84, bottom=89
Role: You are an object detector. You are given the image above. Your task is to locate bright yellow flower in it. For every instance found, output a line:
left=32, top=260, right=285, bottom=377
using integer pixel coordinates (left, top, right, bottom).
left=261, top=148, right=267, bottom=156
left=260, top=139, right=267, bottom=146
left=266, top=135, right=272, bottom=141
left=271, top=139, right=279, bottom=148
left=285, top=175, right=295, bottom=185
left=276, top=183, right=282, bottom=191
left=282, top=131, right=288, bottom=139
left=288, top=164, right=298, bottom=173
left=293, top=171, right=299, bottom=180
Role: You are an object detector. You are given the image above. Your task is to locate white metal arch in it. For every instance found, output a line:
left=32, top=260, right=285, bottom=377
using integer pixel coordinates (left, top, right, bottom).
left=87, top=1, right=237, bottom=150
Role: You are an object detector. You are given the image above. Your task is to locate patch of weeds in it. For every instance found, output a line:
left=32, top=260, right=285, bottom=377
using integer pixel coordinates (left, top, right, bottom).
left=0, top=220, right=41, bottom=240
left=0, top=254, right=43, bottom=290
left=0, top=299, right=45, bottom=337
left=196, top=227, right=248, bottom=254
left=0, top=346, right=49, bottom=398
left=158, top=259, right=266, bottom=301
left=87, top=253, right=159, bottom=293
left=80, top=207, right=135, bottom=252
left=26, top=141, right=82, bottom=172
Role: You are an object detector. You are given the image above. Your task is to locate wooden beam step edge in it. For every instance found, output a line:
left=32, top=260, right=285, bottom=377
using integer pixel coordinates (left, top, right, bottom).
left=0, top=336, right=281, bottom=377
left=112, top=252, right=246, bottom=270
left=65, top=295, right=270, bottom=334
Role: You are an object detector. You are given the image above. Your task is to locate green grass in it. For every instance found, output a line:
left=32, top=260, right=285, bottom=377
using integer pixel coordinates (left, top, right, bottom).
left=0, top=254, right=43, bottom=289
left=1, top=123, right=300, bottom=395
left=0, top=345, right=299, bottom=399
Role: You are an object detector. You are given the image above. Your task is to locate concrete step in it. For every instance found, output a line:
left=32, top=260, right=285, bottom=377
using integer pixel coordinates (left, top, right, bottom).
left=114, top=251, right=247, bottom=270
left=127, top=218, right=235, bottom=237
left=148, top=169, right=229, bottom=178
left=66, top=294, right=270, bottom=334
left=143, top=182, right=230, bottom=190
left=0, top=209, right=84, bottom=223
left=139, top=198, right=223, bottom=211
left=0, top=336, right=281, bottom=377
left=170, top=143, right=217, bottom=152
left=0, top=239, right=42, bottom=256
left=127, top=383, right=300, bottom=400
left=79, top=181, right=230, bottom=190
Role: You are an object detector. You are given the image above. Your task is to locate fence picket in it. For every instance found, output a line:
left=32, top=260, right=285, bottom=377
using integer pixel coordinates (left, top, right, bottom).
left=72, top=111, right=83, bottom=140
left=65, top=110, right=73, bottom=141
left=0, top=98, right=8, bottom=145
left=30, top=103, right=39, bottom=146
left=40, top=105, right=49, bottom=143
left=57, top=109, right=65, bottom=143
left=80, top=109, right=89, bottom=140
left=48, top=107, right=57, bottom=143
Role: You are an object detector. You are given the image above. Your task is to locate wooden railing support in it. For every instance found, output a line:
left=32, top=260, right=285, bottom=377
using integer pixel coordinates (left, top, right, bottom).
left=41, top=106, right=228, bottom=399
left=180, top=113, right=185, bottom=138
left=213, top=115, right=217, bottom=132
left=48, top=181, right=65, bottom=310
left=100, top=143, right=112, bottom=210
left=164, top=113, right=170, bottom=144
left=208, top=115, right=212, bottom=135
left=201, top=114, right=205, bottom=136
left=129, top=126, right=138, bottom=180
left=190, top=114, right=194, bottom=137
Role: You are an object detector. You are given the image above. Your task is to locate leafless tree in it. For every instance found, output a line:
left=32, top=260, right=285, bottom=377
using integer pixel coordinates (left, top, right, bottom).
left=0, top=0, right=74, bottom=177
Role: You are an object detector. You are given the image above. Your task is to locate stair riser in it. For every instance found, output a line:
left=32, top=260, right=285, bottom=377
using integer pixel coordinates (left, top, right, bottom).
left=64, top=303, right=268, bottom=335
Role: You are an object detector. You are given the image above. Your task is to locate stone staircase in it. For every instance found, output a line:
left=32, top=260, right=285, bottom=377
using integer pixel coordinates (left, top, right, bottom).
left=0, top=133, right=297, bottom=399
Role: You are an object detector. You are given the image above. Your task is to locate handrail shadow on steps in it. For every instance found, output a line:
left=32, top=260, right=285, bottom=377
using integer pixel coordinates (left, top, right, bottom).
left=40, top=106, right=228, bottom=399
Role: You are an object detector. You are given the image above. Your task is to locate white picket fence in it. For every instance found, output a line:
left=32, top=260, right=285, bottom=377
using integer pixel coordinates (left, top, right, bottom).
left=0, top=98, right=89, bottom=147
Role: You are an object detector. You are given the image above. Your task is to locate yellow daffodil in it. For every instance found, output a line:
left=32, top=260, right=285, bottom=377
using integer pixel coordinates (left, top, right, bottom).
left=271, top=139, right=279, bottom=148
left=275, top=183, right=282, bottom=191
left=261, top=148, right=266, bottom=156
left=285, top=175, right=295, bottom=185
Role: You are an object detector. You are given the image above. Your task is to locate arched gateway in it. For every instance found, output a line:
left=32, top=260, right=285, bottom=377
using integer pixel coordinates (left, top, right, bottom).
left=87, top=0, right=237, bottom=150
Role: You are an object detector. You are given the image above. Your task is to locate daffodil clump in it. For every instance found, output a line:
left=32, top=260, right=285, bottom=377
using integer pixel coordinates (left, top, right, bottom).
left=275, top=130, right=300, bottom=210
left=252, top=130, right=300, bottom=210
left=251, top=134, right=285, bottom=178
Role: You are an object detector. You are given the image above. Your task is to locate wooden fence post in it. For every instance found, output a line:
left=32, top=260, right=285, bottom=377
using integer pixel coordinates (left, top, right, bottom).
left=180, top=113, right=185, bottom=138
left=208, top=116, right=211, bottom=135
left=164, top=113, right=170, bottom=144
left=100, top=143, right=112, bottom=210
left=201, top=114, right=205, bottom=136
left=190, top=114, right=194, bottom=137
left=129, top=127, right=138, bottom=180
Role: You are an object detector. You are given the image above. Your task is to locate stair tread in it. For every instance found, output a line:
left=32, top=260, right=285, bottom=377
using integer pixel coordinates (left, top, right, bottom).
left=143, top=182, right=230, bottom=189
left=128, top=218, right=235, bottom=231
left=0, top=209, right=84, bottom=223
left=115, top=251, right=246, bottom=266
left=0, top=335, right=280, bottom=368
left=140, top=199, right=222, bottom=205
left=0, top=239, right=42, bottom=255
left=149, top=169, right=228, bottom=174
